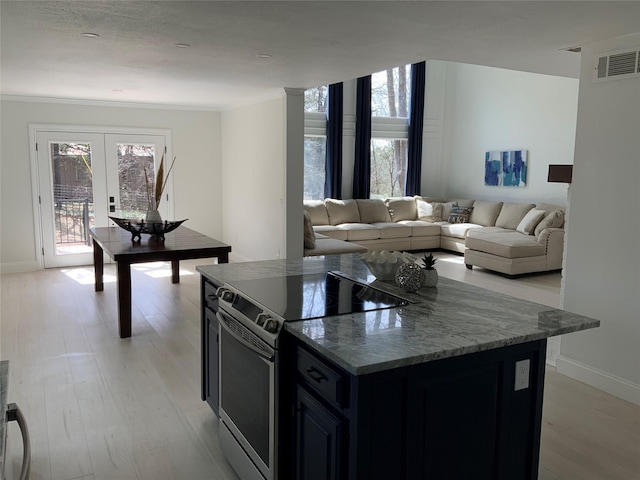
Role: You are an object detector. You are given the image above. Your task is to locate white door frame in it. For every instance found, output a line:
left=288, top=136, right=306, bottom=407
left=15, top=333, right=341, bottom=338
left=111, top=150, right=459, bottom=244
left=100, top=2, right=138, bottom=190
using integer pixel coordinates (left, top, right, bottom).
left=29, top=124, right=173, bottom=269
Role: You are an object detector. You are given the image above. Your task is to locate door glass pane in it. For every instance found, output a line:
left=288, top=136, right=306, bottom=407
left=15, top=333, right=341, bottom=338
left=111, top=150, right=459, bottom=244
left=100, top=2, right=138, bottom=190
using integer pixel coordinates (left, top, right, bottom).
left=50, top=142, right=94, bottom=255
left=116, top=144, right=155, bottom=218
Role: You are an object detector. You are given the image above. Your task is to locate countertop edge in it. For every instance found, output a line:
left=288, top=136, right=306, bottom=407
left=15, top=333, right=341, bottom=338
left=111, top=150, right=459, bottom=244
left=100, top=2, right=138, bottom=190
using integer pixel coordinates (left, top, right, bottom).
left=284, top=320, right=601, bottom=376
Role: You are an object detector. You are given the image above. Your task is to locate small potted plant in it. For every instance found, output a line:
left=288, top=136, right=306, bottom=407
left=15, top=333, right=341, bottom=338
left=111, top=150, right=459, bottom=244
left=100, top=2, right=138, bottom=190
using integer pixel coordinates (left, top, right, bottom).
left=421, top=253, right=438, bottom=287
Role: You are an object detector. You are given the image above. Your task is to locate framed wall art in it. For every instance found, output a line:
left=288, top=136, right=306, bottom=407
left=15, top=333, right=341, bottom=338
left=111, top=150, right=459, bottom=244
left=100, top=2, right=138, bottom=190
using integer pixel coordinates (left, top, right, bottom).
left=485, top=150, right=528, bottom=187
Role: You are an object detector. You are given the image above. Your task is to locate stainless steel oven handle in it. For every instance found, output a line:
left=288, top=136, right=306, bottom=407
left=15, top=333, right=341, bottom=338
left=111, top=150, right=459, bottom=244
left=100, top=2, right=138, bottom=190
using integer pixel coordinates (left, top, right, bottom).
left=217, top=311, right=275, bottom=362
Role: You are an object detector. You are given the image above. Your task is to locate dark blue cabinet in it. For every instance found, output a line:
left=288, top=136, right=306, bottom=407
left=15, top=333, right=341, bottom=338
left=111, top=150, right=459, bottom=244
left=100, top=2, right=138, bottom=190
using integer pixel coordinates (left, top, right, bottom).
left=287, top=338, right=546, bottom=480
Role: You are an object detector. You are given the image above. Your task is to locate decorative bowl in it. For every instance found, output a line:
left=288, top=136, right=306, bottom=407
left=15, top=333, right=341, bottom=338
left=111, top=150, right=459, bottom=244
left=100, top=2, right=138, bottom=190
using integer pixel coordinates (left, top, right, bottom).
left=359, top=250, right=417, bottom=281
left=109, top=216, right=188, bottom=241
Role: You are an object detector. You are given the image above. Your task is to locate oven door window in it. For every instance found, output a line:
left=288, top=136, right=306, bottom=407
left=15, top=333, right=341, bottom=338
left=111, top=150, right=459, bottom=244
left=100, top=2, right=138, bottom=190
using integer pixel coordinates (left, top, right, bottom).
left=220, top=325, right=273, bottom=467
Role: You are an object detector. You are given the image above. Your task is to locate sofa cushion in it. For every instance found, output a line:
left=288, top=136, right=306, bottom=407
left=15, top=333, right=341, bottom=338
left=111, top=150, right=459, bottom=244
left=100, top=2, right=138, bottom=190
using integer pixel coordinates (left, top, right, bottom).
left=535, top=203, right=566, bottom=216
left=356, top=199, right=392, bottom=223
left=451, top=198, right=475, bottom=208
left=516, top=208, right=546, bottom=235
left=440, top=223, right=482, bottom=239
left=338, top=223, right=380, bottom=241
left=372, top=222, right=413, bottom=239
left=306, top=237, right=368, bottom=256
left=385, top=197, right=417, bottom=222
left=416, top=199, right=443, bottom=222
left=441, top=201, right=458, bottom=220
left=448, top=206, right=474, bottom=224
left=495, top=202, right=536, bottom=230
left=470, top=200, right=503, bottom=226
left=314, top=225, right=348, bottom=241
left=534, top=210, right=565, bottom=238
left=416, top=195, right=445, bottom=202
left=398, top=220, right=442, bottom=237
left=466, top=230, right=545, bottom=258
left=304, top=200, right=329, bottom=225
left=326, top=199, right=360, bottom=225
left=303, top=211, right=316, bottom=249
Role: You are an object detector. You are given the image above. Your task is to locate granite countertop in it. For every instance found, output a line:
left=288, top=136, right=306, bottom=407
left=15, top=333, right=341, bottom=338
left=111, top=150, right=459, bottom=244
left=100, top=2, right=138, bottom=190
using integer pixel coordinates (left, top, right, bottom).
left=197, top=255, right=600, bottom=375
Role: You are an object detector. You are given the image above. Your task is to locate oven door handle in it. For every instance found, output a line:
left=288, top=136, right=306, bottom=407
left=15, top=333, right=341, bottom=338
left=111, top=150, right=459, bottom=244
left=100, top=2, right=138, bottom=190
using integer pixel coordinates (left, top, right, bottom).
left=217, top=311, right=275, bottom=362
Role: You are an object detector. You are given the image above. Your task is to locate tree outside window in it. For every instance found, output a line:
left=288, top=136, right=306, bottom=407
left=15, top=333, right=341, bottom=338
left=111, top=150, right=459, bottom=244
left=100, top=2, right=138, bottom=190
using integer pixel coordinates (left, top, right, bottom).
left=371, top=66, right=410, bottom=199
left=305, top=86, right=327, bottom=113
left=304, top=86, right=327, bottom=200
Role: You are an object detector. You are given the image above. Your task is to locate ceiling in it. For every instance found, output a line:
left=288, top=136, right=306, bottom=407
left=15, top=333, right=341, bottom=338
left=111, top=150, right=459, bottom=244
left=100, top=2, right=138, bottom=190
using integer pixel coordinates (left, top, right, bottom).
left=1, top=1, right=639, bottom=110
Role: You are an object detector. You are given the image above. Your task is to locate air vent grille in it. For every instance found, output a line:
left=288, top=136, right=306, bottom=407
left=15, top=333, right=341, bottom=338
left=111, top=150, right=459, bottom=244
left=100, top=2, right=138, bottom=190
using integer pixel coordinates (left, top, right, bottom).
left=594, top=48, right=640, bottom=82
left=608, top=51, right=637, bottom=76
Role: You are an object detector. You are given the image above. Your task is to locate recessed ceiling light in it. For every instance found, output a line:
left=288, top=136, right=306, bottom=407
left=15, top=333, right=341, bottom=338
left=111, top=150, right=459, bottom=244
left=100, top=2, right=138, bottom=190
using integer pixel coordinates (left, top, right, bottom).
left=82, top=33, right=100, bottom=38
left=256, top=53, right=272, bottom=59
left=174, top=43, right=191, bottom=48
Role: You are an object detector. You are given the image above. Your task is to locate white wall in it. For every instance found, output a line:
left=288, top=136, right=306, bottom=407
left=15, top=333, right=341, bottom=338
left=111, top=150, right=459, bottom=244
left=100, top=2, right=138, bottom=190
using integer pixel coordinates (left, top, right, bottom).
left=221, top=91, right=304, bottom=262
left=558, top=34, right=640, bottom=405
left=0, top=100, right=221, bottom=273
left=437, top=62, right=579, bottom=205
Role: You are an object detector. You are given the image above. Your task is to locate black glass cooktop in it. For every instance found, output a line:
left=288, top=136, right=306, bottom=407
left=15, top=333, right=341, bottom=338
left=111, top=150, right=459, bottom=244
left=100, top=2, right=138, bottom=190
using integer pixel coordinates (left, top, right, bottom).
left=227, top=271, right=410, bottom=321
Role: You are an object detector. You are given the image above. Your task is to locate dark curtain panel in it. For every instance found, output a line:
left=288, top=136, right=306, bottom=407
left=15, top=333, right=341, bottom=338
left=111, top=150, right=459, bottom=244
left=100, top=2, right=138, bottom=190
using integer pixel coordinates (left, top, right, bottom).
left=324, top=82, right=344, bottom=199
left=406, top=61, right=426, bottom=196
left=353, top=75, right=372, bottom=199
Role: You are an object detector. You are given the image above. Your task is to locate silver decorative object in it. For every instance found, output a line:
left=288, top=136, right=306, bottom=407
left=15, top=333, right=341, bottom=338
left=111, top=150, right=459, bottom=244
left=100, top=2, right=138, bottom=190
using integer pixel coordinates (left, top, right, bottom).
left=395, top=263, right=424, bottom=293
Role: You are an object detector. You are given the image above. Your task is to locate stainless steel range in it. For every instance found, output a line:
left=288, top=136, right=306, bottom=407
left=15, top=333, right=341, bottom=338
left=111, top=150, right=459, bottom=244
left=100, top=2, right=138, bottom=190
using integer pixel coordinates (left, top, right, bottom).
left=215, top=271, right=409, bottom=480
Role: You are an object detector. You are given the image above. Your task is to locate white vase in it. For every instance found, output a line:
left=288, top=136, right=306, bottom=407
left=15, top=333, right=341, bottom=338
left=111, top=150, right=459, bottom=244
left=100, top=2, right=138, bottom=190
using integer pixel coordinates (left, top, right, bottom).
left=422, top=269, right=439, bottom=288
left=145, top=209, right=162, bottom=223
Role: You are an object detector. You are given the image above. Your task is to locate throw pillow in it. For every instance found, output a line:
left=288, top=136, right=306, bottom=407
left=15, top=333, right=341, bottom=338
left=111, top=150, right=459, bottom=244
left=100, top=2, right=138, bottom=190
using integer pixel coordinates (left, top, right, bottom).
left=303, top=211, right=316, bottom=249
left=534, top=210, right=565, bottom=237
left=448, top=206, right=474, bottom=224
left=416, top=199, right=443, bottom=222
left=516, top=208, right=546, bottom=235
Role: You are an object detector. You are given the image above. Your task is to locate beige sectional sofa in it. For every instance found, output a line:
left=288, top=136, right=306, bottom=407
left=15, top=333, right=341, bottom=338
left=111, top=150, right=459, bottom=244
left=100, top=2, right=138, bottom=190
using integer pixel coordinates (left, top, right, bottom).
left=303, top=196, right=566, bottom=277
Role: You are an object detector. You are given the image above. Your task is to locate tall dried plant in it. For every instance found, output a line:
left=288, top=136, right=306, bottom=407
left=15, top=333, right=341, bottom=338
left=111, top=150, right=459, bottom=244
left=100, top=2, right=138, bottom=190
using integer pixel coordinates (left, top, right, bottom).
left=145, top=154, right=176, bottom=210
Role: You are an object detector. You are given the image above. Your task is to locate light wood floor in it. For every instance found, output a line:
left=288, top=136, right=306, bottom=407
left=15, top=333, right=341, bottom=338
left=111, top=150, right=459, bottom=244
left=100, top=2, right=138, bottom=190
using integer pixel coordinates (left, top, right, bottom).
left=1, top=253, right=638, bottom=480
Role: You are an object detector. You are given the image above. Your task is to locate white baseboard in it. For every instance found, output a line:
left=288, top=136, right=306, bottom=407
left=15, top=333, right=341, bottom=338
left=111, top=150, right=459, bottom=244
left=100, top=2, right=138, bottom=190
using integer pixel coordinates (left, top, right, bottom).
left=556, top=355, right=640, bottom=405
left=0, top=261, right=41, bottom=274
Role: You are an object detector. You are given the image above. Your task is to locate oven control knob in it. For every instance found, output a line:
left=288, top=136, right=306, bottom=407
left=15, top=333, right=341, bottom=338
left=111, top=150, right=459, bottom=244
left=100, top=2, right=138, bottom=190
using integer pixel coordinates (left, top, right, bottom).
left=264, top=318, right=280, bottom=333
left=256, top=313, right=269, bottom=326
left=220, top=290, right=236, bottom=304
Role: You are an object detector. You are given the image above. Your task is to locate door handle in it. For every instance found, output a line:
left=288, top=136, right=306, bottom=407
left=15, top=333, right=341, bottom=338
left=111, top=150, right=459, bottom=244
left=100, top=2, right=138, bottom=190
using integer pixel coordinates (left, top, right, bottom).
left=306, top=367, right=328, bottom=383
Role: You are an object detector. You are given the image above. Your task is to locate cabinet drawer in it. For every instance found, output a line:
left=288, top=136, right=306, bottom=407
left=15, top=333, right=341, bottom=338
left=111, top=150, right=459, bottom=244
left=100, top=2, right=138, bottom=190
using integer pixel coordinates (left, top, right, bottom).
left=297, top=347, right=347, bottom=409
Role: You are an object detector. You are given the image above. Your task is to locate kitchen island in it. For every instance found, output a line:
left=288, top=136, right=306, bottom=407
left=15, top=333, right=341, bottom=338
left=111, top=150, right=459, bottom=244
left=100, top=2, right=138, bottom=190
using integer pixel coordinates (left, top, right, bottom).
left=197, top=254, right=599, bottom=480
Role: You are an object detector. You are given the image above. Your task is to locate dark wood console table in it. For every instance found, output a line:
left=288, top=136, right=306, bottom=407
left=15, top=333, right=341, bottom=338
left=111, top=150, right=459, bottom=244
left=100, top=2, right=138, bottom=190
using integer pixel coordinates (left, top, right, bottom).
left=89, top=226, right=231, bottom=338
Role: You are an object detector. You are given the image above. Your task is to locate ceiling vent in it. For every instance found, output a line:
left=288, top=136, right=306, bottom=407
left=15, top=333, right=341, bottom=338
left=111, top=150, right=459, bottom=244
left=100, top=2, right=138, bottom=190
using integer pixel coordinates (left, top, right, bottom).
left=593, top=48, right=640, bottom=82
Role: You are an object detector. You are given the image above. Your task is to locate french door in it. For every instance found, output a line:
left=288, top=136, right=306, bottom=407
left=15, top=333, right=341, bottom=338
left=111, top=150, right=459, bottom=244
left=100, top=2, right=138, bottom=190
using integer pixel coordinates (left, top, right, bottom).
left=35, top=129, right=168, bottom=268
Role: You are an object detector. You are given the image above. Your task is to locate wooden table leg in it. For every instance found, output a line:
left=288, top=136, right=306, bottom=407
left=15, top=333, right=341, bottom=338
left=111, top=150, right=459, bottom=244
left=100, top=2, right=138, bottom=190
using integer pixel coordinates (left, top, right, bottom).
left=171, top=260, right=180, bottom=284
left=116, top=261, right=132, bottom=338
left=93, top=238, right=104, bottom=292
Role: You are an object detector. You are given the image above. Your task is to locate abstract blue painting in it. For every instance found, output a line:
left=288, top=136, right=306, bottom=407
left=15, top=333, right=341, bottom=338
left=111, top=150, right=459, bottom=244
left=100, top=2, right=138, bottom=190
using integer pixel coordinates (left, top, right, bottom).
left=485, top=150, right=527, bottom=187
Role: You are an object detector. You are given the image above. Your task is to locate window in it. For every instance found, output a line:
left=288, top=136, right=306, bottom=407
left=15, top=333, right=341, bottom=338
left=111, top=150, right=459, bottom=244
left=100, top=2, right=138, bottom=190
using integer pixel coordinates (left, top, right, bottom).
left=304, top=86, right=328, bottom=200
left=370, top=66, right=411, bottom=199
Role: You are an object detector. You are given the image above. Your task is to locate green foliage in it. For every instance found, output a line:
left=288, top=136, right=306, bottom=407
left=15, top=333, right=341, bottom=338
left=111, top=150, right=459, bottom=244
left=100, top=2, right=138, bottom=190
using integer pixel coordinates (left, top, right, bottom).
left=422, top=253, right=437, bottom=270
